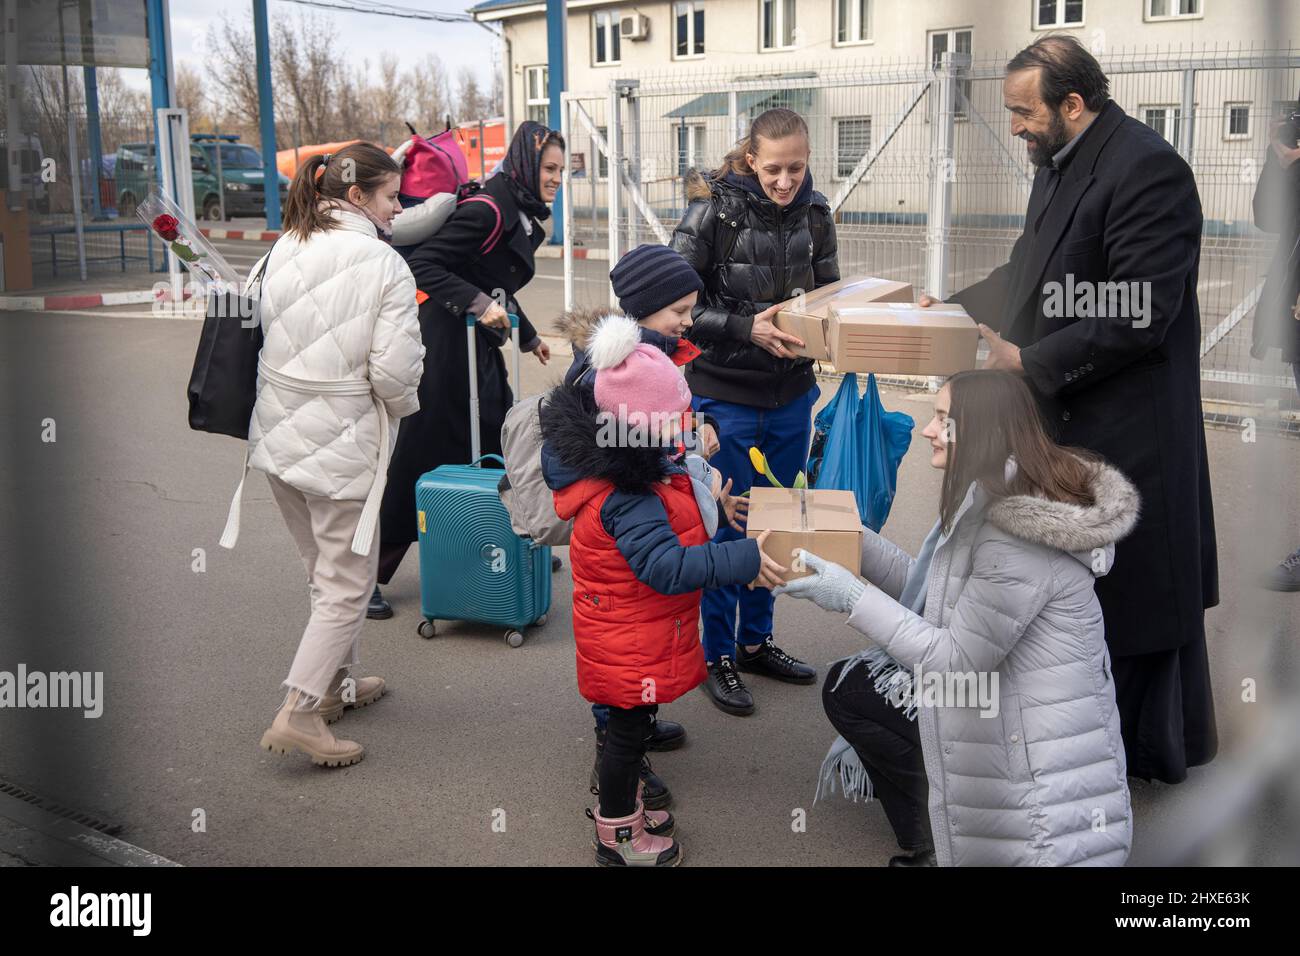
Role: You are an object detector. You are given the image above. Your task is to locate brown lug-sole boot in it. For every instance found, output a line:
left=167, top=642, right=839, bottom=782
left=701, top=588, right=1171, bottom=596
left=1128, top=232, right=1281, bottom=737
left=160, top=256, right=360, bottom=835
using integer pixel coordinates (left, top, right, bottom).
left=319, top=675, right=386, bottom=725
left=260, top=691, right=365, bottom=768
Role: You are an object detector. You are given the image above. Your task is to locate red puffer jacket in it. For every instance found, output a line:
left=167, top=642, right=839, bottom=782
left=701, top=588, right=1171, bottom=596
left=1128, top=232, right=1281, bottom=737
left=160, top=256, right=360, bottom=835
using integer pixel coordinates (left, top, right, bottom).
left=542, top=384, right=761, bottom=709
left=555, top=473, right=708, bottom=708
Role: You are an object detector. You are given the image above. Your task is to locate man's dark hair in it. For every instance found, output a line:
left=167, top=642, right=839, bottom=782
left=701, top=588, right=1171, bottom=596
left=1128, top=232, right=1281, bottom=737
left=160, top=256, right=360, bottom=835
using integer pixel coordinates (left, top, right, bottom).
left=1006, top=34, right=1110, bottom=112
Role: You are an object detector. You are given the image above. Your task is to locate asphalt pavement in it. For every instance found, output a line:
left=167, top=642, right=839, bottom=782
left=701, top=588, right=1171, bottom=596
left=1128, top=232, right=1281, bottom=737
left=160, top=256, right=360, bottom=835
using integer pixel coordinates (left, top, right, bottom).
left=0, top=268, right=1297, bottom=866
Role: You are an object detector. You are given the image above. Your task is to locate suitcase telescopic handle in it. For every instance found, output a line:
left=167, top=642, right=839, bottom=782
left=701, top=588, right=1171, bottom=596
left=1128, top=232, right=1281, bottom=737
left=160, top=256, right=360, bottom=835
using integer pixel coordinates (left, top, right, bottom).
left=466, top=311, right=521, bottom=465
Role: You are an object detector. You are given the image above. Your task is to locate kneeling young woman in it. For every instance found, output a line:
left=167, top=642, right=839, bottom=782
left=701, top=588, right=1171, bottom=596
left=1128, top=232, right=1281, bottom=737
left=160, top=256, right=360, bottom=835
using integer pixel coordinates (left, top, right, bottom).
left=777, top=370, right=1138, bottom=867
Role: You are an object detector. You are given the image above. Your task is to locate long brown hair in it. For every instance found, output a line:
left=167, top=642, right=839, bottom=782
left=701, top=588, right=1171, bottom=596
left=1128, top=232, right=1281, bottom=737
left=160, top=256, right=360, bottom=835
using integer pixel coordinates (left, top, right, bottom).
left=938, top=370, right=1098, bottom=532
left=281, top=141, right=401, bottom=241
left=711, top=107, right=810, bottom=180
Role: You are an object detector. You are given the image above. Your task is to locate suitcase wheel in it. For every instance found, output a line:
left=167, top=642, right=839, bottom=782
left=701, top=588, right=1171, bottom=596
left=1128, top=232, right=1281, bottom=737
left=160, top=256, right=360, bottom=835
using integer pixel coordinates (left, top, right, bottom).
left=533, top=613, right=548, bottom=627
left=505, top=630, right=524, bottom=648
left=418, top=620, right=437, bottom=640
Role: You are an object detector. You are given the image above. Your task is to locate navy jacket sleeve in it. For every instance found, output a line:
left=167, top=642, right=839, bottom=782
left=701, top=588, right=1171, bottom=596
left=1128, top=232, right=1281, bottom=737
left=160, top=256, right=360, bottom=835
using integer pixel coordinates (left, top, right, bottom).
left=601, top=489, right=760, bottom=593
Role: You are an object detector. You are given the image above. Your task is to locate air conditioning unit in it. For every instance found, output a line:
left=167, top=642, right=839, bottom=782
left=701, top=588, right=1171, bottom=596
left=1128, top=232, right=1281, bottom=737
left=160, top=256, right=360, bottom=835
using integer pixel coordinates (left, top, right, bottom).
left=620, top=14, right=650, bottom=41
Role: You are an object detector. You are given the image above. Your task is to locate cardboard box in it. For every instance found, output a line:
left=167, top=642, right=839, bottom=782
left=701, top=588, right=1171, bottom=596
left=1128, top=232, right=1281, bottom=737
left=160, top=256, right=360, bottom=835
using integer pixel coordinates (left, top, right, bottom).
left=774, top=276, right=914, bottom=360
left=746, top=487, right=864, bottom=583
left=827, top=302, right=980, bottom=375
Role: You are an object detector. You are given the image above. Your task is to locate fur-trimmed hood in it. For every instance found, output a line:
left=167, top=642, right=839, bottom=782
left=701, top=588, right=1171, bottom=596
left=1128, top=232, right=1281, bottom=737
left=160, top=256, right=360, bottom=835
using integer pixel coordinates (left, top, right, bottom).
left=539, top=382, right=676, bottom=503
left=986, top=461, right=1140, bottom=565
left=554, top=306, right=629, bottom=350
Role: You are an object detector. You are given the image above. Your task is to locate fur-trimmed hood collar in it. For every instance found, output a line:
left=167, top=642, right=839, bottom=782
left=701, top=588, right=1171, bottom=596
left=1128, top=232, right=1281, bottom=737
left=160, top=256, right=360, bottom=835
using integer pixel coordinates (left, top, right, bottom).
left=986, top=461, right=1140, bottom=569
left=554, top=306, right=629, bottom=349
left=539, top=382, right=676, bottom=504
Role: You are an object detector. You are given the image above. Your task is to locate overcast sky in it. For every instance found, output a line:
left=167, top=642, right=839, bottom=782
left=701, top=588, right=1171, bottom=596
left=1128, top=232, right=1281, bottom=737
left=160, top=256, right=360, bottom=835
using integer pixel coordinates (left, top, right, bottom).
left=122, top=0, right=498, bottom=93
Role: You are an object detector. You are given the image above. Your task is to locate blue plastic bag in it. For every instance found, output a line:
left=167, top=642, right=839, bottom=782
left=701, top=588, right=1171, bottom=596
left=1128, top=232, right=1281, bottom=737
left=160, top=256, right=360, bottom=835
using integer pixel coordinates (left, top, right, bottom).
left=807, top=373, right=913, bottom=532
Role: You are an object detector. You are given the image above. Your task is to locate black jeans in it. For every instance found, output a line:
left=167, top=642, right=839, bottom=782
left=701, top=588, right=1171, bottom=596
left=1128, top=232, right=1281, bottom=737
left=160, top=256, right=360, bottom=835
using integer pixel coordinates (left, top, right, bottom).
left=598, top=703, right=657, bottom=818
left=822, top=659, right=933, bottom=853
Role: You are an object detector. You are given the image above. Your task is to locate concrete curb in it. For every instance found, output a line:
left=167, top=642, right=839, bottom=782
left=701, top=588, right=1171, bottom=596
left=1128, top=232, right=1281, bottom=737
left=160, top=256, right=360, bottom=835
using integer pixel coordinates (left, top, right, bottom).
left=535, top=245, right=609, bottom=260
left=0, top=289, right=159, bottom=311
left=199, top=227, right=281, bottom=242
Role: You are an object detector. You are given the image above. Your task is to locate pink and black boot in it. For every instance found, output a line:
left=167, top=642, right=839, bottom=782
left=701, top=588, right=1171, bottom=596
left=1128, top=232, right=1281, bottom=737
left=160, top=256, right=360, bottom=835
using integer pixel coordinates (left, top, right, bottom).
left=591, top=802, right=681, bottom=867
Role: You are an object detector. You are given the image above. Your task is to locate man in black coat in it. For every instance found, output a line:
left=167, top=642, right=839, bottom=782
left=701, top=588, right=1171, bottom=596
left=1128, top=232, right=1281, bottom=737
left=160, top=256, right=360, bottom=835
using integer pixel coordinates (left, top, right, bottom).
left=925, top=35, right=1219, bottom=783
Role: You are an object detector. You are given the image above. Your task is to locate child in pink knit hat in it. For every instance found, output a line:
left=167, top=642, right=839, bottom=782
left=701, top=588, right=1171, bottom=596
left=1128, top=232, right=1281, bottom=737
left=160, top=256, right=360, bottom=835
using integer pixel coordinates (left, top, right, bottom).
left=539, top=314, right=784, bottom=867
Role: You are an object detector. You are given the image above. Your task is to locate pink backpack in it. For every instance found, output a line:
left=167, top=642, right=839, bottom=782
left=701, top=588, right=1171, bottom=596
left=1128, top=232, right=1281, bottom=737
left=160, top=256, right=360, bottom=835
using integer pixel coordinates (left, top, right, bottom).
left=397, top=126, right=469, bottom=199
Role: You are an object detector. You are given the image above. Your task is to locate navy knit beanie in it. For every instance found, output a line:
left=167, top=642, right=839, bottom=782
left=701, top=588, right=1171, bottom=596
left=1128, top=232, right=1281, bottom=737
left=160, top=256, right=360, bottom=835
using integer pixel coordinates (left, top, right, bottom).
left=610, top=244, right=704, bottom=319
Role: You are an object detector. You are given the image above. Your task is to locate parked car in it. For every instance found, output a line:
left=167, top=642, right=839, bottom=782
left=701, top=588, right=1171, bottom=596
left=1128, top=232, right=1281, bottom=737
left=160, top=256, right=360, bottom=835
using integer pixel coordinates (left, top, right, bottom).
left=192, top=135, right=290, bottom=220
left=115, top=142, right=219, bottom=221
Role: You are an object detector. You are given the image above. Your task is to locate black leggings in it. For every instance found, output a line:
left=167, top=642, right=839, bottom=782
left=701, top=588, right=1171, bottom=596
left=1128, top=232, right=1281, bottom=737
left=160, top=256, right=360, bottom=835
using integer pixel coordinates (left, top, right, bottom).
left=821, top=659, right=933, bottom=853
left=598, top=704, right=656, bottom=818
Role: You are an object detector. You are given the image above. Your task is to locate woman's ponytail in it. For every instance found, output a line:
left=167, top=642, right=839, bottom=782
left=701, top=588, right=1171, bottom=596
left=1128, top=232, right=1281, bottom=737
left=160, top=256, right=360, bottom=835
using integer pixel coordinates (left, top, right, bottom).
left=282, top=154, right=330, bottom=240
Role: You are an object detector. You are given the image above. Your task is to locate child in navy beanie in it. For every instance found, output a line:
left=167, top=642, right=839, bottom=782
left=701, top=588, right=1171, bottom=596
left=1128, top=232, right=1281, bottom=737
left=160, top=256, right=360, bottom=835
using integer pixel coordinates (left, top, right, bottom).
left=609, top=243, right=705, bottom=319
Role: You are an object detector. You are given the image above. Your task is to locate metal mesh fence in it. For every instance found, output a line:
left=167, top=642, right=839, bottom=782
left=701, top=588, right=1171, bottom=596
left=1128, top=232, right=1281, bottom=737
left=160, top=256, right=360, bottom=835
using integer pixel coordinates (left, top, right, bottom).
left=561, top=44, right=1300, bottom=413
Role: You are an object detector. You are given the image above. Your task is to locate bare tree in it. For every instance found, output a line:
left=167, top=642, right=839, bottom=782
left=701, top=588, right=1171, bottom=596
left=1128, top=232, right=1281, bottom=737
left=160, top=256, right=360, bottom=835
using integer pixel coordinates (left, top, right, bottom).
left=174, top=63, right=210, bottom=133
left=405, top=54, right=451, bottom=134
left=454, top=65, right=484, bottom=126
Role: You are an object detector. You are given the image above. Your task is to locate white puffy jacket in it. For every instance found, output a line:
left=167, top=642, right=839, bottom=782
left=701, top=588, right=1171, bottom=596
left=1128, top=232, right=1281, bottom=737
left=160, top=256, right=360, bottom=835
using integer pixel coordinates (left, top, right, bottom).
left=221, top=207, right=425, bottom=554
left=845, top=462, right=1139, bottom=866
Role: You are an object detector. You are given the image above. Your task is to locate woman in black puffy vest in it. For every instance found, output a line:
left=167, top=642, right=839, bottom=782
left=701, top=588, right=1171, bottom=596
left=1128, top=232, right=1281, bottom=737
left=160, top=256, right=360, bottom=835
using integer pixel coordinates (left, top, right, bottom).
left=670, top=107, right=839, bottom=716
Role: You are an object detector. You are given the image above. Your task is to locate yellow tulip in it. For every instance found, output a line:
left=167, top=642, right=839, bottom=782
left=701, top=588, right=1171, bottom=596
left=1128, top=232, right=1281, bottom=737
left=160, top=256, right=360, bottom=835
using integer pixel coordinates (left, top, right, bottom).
left=749, top=447, right=767, bottom=474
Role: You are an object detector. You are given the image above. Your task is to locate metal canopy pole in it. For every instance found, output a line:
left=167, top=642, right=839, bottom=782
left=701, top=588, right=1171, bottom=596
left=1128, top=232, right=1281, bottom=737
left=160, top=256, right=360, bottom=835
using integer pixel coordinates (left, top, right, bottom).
left=253, top=0, right=279, bottom=230
left=546, top=0, right=566, bottom=245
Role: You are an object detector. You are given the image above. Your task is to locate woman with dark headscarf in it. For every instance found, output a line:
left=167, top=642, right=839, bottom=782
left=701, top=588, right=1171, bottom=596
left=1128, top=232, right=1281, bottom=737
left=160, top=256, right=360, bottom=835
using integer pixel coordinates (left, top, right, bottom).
left=370, top=121, right=565, bottom=616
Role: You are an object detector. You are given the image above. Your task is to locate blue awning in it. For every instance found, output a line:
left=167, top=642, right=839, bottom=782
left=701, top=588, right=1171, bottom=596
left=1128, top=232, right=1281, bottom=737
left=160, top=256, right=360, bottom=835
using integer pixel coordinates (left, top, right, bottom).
left=665, top=88, right=813, bottom=119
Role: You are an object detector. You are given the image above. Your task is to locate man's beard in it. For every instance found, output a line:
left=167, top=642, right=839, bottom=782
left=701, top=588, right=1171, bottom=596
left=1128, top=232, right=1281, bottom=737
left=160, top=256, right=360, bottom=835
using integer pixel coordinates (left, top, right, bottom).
left=1022, top=109, right=1070, bottom=168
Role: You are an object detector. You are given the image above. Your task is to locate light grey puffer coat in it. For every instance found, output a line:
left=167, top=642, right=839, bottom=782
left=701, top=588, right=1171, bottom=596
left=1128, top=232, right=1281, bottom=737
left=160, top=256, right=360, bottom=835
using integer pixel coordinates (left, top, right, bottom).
left=845, top=461, right=1139, bottom=866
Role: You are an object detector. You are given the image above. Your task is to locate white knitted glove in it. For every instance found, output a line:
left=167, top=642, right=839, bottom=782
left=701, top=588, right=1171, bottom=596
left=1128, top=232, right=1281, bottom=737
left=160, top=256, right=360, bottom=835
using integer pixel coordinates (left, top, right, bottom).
left=772, top=550, right=867, bottom=614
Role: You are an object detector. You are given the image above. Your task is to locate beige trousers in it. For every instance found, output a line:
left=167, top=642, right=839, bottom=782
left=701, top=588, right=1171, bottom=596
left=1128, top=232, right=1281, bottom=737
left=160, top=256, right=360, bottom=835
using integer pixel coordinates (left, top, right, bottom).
left=268, top=474, right=379, bottom=700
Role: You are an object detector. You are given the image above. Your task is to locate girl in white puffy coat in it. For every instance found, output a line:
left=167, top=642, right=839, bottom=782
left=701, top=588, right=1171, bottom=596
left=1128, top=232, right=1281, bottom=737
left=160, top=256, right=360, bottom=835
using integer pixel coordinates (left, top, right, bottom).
left=778, top=370, right=1137, bottom=866
left=222, top=142, right=425, bottom=768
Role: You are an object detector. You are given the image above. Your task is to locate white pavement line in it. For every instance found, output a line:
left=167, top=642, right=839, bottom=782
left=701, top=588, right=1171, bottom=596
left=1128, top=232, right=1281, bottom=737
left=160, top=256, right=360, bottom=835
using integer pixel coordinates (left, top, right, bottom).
left=101, top=290, right=159, bottom=306
left=50, top=308, right=205, bottom=320
left=0, top=789, right=180, bottom=867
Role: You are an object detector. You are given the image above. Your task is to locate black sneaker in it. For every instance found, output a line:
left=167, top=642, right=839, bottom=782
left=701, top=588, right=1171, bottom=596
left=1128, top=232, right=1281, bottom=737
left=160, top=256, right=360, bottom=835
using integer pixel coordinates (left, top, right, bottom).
left=736, top=636, right=816, bottom=684
left=589, top=726, right=673, bottom=810
left=703, top=656, right=755, bottom=716
left=888, top=848, right=937, bottom=867
left=645, top=715, right=686, bottom=752
left=366, top=586, right=393, bottom=620
left=1262, top=548, right=1300, bottom=592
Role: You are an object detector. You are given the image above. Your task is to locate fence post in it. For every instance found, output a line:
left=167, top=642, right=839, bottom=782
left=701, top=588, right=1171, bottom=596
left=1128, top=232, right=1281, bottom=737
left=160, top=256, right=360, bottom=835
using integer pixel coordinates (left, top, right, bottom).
left=607, top=83, right=621, bottom=300
left=1179, top=67, right=1197, bottom=165
left=561, top=95, right=574, bottom=313
left=925, top=51, right=958, bottom=301
left=622, top=80, right=641, bottom=251
left=728, top=89, right=739, bottom=142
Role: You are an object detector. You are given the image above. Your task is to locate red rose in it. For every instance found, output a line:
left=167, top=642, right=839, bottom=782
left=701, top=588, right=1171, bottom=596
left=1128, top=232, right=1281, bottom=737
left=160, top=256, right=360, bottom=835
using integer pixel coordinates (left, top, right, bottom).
left=153, top=214, right=180, bottom=241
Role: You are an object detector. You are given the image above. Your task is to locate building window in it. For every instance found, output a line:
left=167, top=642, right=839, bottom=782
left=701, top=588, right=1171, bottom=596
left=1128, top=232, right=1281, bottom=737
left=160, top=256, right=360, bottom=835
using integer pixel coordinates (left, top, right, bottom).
left=928, top=28, right=973, bottom=118
left=1034, top=0, right=1083, bottom=28
left=675, top=123, right=706, bottom=176
left=1146, top=0, right=1200, bottom=20
left=1224, top=103, right=1250, bottom=140
left=674, top=2, right=705, bottom=58
left=524, top=65, right=549, bottom=125
left=594, top=10, right=623, bottom=66
left=1142, top=105, right=1183, bottom=145
left=834, top=117, right=872, bottom=179
left=835, top=0, right=871, bottom=45
left=596, top=127, right=610, bottom=179
left=760, top=0, right=797, bottom=52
